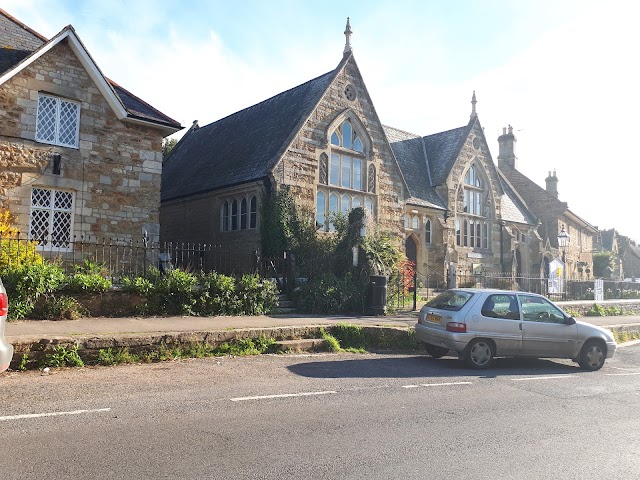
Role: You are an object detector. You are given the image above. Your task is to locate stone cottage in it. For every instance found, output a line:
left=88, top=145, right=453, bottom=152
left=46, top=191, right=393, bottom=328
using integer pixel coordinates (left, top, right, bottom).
left=161, top=20, right=548, bottom=283
left=0, top=8, right=181, bottom=253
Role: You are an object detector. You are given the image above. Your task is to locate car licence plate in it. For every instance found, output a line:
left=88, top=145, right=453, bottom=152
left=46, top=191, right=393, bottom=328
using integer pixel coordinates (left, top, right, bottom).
left=427, top=313, right=441, bottom=323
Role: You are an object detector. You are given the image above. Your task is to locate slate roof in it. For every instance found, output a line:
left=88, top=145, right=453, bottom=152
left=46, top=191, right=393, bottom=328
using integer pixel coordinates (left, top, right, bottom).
left=499, top=166, right=566, bottom=211
left=0, top=47, right=30, bottom=75
left=383, top=126, right=445, bottom=209
left=161, top=69, right=339, bottom=202
left=423, top=124, right=473, bottom=186
left=498, top=173, right=537, bottom=225
left=0, top=9, right=180, bottom=130
left=110, top=83, right=181, bottom=129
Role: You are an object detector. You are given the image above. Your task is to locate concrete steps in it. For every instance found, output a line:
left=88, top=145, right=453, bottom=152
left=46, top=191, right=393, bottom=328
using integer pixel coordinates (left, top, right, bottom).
left=275, top=338, right=326, bottom=352
left=272, top=294, right=295, bottom=314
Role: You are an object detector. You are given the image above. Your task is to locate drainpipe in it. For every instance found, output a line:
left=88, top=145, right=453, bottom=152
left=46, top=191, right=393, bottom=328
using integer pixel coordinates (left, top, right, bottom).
left=500, top=220, right=506, bottom=273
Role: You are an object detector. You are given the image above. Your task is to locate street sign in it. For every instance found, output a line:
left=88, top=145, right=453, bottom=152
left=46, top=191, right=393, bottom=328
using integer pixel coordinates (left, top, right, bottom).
left=594, top=279, right=604, bottom=302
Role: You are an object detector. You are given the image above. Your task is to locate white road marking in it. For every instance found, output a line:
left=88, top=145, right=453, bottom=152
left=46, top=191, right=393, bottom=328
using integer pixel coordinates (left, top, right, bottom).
left=231, top=391, right=337, bottom=402
left=0, top=408, right=111, bottom=422
left=605, top=372, right=640, bottom=376
left=511, top=375, right=575, bottom=381
left=402, top=382, right=473, bottom=389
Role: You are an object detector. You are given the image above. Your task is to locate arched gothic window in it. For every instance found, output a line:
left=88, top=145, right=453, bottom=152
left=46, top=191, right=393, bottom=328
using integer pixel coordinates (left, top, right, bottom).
left=221, top=195, right=258, bottom=232
left=456, top=164, right=490, bottom=249
left=425, top=219, right=432, bottom=244
left=316, top=117, right=376, bottom=232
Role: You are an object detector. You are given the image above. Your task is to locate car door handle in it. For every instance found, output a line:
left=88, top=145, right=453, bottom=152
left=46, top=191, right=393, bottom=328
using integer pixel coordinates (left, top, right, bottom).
left=519, top=323, right=523, bottom=330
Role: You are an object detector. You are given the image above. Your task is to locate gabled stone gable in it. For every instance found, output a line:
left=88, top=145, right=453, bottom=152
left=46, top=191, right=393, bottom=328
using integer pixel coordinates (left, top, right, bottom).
left=270, top=55, right=405, bottom=231
left=0, top=39, right=165, bottom=240
left=441, top=120, right=503, bottom=217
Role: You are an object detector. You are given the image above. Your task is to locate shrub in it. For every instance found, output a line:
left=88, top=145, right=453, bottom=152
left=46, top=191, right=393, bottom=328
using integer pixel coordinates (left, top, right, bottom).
left=0, top=209, right=44, bottom=271
left=235, top=274, right=278, bottom=315
left=195, top=271, right=238, bottom=315
left=64, top=273, right=112, bottom=293
left=2, top=262, right=65, bottom=320
left=294, top=273, right=366, bottom=314
left=33, top=295, right=89, bottom=320
left=586, top=303, right=606, bottom=317
left=41, top=345, right=84, bottom=368
left=120, top=276, right=154, bottom=296
left=149, top=268, right=198, bottom=315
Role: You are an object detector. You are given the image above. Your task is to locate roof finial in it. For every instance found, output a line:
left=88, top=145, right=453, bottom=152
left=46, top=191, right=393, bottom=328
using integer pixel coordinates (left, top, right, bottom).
left=344, top=17, right=353, bottom=55
left=470, top=91, right=477, bottom=119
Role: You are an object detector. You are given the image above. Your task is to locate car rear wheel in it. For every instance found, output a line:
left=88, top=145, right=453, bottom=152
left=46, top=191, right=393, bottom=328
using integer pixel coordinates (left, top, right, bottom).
left=465, top=339, right=494, bottom=369
left=424, top=344, right=449, bottom=358
left=579, top=340, right=606, bottom=371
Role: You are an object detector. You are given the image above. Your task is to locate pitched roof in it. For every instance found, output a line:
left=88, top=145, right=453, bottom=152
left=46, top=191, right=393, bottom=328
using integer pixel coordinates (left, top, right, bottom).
left=383, top=125, right=445, bottom=209
left=0, top=9, right=180, bottom=132
left=162, top=69, right=339, bottom=202
left=498, top=173, right=537, bottom=225
left=424, top=124, right=473, bottom=185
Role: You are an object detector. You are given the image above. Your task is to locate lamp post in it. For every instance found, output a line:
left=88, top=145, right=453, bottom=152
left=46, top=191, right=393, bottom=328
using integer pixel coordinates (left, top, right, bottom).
left=557, top=224, right=571, bottom=300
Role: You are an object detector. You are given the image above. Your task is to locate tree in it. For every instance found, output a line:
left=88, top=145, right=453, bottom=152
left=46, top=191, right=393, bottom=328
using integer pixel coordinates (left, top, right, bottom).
left=162, top=137, right=178, bottom=160
left=593, top=251, right=614, bottom=278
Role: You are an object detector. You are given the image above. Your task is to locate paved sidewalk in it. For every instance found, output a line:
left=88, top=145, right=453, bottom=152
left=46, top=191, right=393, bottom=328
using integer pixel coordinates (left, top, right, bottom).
left=6, top=312, right=640, bottom=341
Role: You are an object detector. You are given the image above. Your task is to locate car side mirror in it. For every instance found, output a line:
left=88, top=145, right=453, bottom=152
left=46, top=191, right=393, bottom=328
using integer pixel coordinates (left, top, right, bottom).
left=565, top=316, right=576, bottom=325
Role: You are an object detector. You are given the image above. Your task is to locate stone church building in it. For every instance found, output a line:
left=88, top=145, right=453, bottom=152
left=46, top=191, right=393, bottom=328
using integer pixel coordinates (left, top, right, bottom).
left=162, top=20, right=594, bottom=285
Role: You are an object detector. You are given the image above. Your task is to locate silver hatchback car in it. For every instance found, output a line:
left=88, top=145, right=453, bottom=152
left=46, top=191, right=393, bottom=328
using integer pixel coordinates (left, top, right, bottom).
left=415, top=288, right=616, bottom=370
left=0, top=276, right=13, bottom=373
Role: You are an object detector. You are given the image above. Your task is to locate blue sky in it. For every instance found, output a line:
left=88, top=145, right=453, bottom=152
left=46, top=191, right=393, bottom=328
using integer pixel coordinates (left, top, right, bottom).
left=5, top=0, right=640, bottom=246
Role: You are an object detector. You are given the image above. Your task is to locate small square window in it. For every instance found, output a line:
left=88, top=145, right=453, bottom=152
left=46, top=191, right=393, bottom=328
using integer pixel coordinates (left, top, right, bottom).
left=35, top=94, right=80, bottom=148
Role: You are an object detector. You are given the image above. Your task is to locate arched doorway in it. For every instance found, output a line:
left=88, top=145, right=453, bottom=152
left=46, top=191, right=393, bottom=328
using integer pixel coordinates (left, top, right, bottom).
left=405, top=236, right=417, bottom=266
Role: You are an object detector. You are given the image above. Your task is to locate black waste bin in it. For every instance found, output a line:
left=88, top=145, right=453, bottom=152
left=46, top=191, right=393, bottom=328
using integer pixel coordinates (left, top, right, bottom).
left=368, top=275, right=388, bottom=314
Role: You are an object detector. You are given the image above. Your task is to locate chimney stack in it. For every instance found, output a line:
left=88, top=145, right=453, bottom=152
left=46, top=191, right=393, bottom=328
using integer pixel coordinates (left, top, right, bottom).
left=545, top=170, right=559, bottom=198
left=497, top=125, right=517, bottom=170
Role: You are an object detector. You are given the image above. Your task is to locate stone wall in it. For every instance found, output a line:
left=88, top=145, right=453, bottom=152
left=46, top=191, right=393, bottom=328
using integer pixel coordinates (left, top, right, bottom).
left=0, top=12, right=44, bottom=50
left=272, top=56, right=405, bottom=234
left=0, top=39, right=165, bottom=241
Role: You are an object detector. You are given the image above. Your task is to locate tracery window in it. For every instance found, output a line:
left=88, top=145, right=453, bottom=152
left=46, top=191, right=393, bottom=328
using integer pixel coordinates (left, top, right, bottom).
left=316, top=118, right=376, bottom=231
left=456, top=165, right=490, bottom=249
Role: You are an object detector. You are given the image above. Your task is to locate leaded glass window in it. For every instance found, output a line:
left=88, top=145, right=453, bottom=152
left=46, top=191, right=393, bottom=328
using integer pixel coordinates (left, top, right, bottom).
left=35, top=94, right=80, bottom=148
left=29, top=187, right=74, bottom=251
left=319, top=153, right=328, bottom=184
left=456, top=164, right=490, bottom=249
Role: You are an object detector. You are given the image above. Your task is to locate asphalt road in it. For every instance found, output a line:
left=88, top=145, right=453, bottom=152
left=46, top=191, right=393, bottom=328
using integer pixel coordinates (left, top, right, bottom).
left=1, top=344, right=639, bottom=480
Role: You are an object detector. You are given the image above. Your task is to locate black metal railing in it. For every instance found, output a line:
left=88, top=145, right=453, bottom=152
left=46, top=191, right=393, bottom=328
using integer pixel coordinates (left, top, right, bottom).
left=0, top=233, right=257, bottom=278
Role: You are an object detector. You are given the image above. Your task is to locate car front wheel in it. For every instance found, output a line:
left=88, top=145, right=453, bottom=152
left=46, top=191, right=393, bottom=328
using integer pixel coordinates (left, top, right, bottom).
left=465, top=339, right=494, bottom=369
left=579, top=340, right=606, bottom=371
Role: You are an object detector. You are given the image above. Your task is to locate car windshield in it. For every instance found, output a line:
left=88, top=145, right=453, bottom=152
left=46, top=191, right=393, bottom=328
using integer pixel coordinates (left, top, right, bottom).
left=426, top=290, right=475, bottom=311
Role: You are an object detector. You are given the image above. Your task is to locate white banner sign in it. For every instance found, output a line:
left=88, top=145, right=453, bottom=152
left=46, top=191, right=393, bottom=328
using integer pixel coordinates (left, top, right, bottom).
left=594, top=279, right=604, bottom=302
